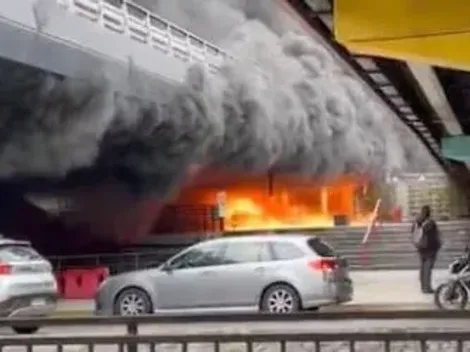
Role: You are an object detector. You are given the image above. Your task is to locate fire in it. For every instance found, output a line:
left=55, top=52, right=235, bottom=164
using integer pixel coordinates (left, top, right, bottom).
left=181, top=175, right=375, bottom=231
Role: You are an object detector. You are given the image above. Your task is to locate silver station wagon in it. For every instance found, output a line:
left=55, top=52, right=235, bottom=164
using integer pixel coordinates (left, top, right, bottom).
left=95, top=234, right=353, bottom=316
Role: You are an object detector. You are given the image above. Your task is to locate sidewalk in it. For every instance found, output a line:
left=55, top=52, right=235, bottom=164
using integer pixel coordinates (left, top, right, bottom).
left=348, top=269, right=446, bottom=306
left=55, top=270, right=448, bottom=315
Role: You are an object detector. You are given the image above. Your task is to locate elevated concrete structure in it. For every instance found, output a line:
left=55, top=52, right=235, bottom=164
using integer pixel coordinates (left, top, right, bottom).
left=283, top=0, right=470, bottom=209
left=0, top=0, right=227, bottom=101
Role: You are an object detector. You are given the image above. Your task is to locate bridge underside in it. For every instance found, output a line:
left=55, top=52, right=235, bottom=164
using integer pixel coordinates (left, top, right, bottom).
left=285, top=0, right=470, bottom=201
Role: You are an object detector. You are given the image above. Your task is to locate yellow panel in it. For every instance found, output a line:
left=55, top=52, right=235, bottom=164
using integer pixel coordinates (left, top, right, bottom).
left=344, top=32, right=470, bottom=71
left=334, top=0, right=470, bottom=42
left=333, top=0, right=470, bottom=71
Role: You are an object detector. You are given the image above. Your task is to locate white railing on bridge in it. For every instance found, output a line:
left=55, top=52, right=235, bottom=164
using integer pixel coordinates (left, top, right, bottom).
left=55, top=0, right=232, bottom=75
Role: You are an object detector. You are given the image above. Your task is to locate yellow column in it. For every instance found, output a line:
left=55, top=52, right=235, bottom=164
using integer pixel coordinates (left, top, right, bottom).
left=334, top=0, right=470, bottom=71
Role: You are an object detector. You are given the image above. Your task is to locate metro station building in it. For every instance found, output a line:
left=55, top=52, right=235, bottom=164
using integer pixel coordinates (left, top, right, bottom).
left=0, top=0, right=470, bottom=259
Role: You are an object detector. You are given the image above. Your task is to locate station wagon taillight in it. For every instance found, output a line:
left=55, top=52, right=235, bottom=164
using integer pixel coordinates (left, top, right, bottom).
left=308, top=258, right=337, bottom=272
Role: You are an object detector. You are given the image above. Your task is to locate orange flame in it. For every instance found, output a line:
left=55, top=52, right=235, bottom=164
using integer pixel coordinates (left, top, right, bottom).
left=183, top=176, right=374, bottom=231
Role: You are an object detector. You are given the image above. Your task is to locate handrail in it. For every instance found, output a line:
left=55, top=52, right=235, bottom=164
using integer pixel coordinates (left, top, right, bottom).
left=5, top=309, right=470, bottom=327
left=2, top=331, right=470, bottom=344
left=47, top=219, right=470, bottom=273
left=0, top=330, right=468, bottom=352
left=55, top=0, right=232, bottom=75
left=49, top=249, right=177, bottom=273
left=2, top=311, right=470, bottom=352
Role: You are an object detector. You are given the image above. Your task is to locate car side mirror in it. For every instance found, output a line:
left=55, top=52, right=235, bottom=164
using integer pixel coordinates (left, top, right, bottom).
left=161, top=262, right=173, bottom=272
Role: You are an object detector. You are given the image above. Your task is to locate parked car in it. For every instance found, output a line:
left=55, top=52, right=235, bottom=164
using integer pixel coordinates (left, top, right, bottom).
left=95, top=234, right=353, bottom=316
left=0, top=238, right=58, bottom=333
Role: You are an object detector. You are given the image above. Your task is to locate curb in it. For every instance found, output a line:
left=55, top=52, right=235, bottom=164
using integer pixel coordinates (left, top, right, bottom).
left=333, top=303, right=436, bottom=311
left=53, top=310, right=92, bottom=317
left=52, top=303, right=438, bottom=317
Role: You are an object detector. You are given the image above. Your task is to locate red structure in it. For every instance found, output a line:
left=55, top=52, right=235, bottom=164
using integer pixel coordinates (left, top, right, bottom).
left=59, top=267, right=109, bottom=299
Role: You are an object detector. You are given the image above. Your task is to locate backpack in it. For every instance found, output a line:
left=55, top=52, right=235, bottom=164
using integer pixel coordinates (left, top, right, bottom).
left=412, top=219, right=430, bottom=250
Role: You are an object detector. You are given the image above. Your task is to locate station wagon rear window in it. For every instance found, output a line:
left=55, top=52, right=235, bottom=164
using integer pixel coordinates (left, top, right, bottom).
left=307, top=238, right=336, bottom=257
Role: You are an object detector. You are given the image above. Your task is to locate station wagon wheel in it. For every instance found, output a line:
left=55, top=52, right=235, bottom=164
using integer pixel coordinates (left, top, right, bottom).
left=261, top=284, right=301, bottom=314
left=114, top=288, right=152, bottom=316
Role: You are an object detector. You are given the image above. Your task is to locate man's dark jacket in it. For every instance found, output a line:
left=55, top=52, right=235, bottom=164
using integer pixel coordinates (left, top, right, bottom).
left=412, top=218, right=441, bottom=253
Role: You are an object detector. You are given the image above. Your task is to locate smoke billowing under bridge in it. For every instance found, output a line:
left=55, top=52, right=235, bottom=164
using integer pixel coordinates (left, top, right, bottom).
left=0, top=0, right=440, bottom=254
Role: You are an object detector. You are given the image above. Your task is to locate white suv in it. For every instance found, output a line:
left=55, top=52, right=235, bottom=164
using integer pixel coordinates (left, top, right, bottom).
left=0, top=238, right=58, bottom=334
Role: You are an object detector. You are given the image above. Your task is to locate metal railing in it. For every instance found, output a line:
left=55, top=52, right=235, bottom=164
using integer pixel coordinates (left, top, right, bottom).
left=55, top=0, right=230, bottom=75
left=47, top=220, right=470, bottom=273
left=49, top=249, right=179, bottom=273
left=3, top=332, right=470, bottom=352
left=4, top=311, right=470, bottom=351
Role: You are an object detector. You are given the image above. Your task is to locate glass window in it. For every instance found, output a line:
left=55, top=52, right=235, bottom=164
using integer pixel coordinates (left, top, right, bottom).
left=222, top=242, right=271, bottom=264
left=168, top=243, right=224, bottom=270
left=189, top=36, right=204, bottom=48
left=103, top=0, right=123, bottom=8
left=307, top=238, right=336, bottom=257
left=170, top=26, right=187, bottom=39
left=0, top=245, right=42, bottom=262
left=126, top=3, right=147, bottom=20
left=150, top=16, right=167, bottom=30
left=271, top=242, right=304, bottom=260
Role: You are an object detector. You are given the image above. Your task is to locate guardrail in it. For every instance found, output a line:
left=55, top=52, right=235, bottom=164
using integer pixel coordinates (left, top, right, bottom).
left=4, top=311, right=470, bottom=352
left=55, top=0, right=230, bottom=75
left=3, top=332, right=470, bottom=352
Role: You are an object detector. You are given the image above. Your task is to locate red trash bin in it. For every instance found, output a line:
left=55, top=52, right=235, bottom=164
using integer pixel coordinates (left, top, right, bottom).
left=62, top=269, right=85, bottom=299
left=62, top=267, right=110, bottom=299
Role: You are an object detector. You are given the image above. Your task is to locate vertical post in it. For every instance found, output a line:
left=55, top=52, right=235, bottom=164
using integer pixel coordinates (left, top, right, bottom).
left=219, top=217, right=225, bottom=233
left=216, top=191, right=226, bottom=235
left=321, top=187, right=329, bottom=214
left=268, top=171, right=274, bottom=197
left=362, top=198, right=382, bottom=245
left=203, top=209, right=208, bottom=233
left=127, top=321, right=138, bottom=352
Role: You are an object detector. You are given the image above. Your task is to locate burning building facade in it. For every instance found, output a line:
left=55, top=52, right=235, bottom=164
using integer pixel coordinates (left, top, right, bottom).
left=0, top=0, right=444, bottom=255
left=170, top=172, right=375, bottom=232
left=21, top=170, right=380, bottom=254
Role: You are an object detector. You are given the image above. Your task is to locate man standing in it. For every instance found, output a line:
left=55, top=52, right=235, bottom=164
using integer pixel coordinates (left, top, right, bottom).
left=411, top=205, right=442, bottom=294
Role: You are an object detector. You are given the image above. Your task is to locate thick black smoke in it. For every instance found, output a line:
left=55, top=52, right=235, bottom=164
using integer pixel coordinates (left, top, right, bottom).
left=0, top=0, right=439, bottom=197
left=137, top=0, right=440, bottom=174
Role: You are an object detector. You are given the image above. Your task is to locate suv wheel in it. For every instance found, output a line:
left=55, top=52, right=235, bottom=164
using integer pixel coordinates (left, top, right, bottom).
left=12, top=326, right=39, bottom=334
left=261, top=284, right=300, bottom=314
left=114, top=288, right=152, bottom=316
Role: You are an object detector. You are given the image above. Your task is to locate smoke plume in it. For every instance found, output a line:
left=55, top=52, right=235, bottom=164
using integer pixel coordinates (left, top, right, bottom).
left=0, top=0, right=440, bottom=197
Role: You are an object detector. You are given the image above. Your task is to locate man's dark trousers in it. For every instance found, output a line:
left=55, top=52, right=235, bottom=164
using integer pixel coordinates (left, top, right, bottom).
left=419, top=250, right=437, bottom=292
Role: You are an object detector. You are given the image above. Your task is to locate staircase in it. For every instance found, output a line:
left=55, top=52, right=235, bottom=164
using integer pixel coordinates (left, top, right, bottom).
left=49, top=221, right=470, bottom=273
left=315, top=221, right=470, bottom=270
